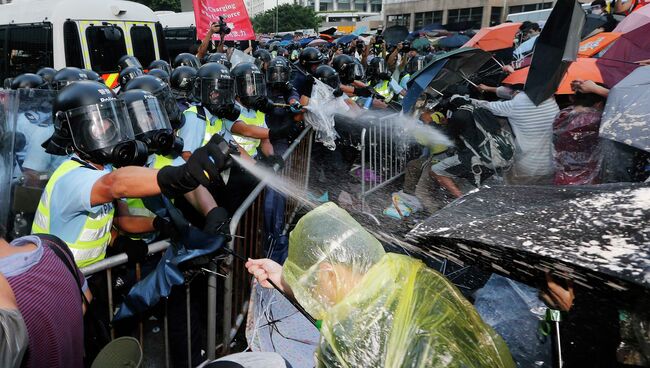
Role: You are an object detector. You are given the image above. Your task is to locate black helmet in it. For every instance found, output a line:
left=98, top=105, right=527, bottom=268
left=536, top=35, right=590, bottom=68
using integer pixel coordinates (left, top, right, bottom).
left=148, top=60, right=172, bottom=75
left=147, top=68, right=170, bottom=85
left=367, top=57, right=390, bottom=81
left=405, top=56, right=426, bottom=75
left=277, top=47, right=289, bottom=58
left=125, top=75, right=183, bottom=129
left=10, top=73, right=48, bottom=90
left=332, top=54, right=356, bottom=84
left=119, top=66, right=144, bottom=89
left=50, top=81, right=147, bottom=167
left=314, top=65, right=341, bottom=90
left=52, top=67, right=89, bottom=90
left=173, top=53, right=201, bottom=70
left=82, top=69, right=105, bottom=84
left=205, top=53, right=232, bottom=69
left=120, top=89, right=182, bottom=156
left=231, top=62, right=266, bottom=108
left=353, top=59, right=366, bottom=82
left=266, top=57, right=292, bottom=91
left=253, top=49, right=272, bottom=70
left=36, top=67, right=57, bottom=86
left=118, top=55, right=143, bottom=71
left=299, top=47, right=325, bottom=70
left=170, top=66, right=197, bottom=100
left=195, top=63, right=235, bottom=116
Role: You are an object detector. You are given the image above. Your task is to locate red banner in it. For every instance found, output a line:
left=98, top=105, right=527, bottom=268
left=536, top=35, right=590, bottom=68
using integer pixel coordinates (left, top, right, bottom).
left=192, top=0, right=256, bottom=41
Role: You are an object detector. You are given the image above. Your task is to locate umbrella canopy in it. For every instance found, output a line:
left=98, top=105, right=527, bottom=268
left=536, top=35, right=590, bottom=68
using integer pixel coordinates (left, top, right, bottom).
left=335, top=34, right=357, bottom=44
left=279, top=40, right=291, bottom=47
left=411, top=37, right=431, bottom=51
left=503, top=58, right=604, bottom=94
left=407, top=183, right=650, bottom=293
left=613, top=3, right=650, bottom=33
left=420, top=23, right=444, bottom=32
left=382, top=25, right=409, bottom=46
left=281, top=33, right=293, bottom=40
left=596, top=22, right=650, bottom=88
left=512, top=34, right=538, bottom=60
left=438, top=34, right=471, bottom=49
left=298, top=37, right=315, bottom=46
left=320, top=27, right=337, bottom=35
left=463, top=23, right=522, bottom=52
left=402, top=59, right=448, bottom=112
left=524, top=0, right=585, bottom=105
left=600, top=65, right=650, bottom=152
left=308, top=38, right=328, bottom=46
left=581, top=14, right=610, bottom=39
left=578, top=32, right=622, bottom=57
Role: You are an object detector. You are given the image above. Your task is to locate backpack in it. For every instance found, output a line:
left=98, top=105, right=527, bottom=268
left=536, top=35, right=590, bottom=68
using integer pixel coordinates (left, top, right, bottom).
left=458, top=105, right=516, bottom=172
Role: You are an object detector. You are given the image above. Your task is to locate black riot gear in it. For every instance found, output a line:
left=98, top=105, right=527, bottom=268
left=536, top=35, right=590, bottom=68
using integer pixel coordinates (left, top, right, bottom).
left=148, top=60, right=173, bottom=75
left=119, top=66, right=145, bottom=89
left=266, top=57, right=292, bottom=91
left=298, top=47, right=326, bottom=71
left=367, top=57, right=391, bottom=81
left=36, top=67, right=57, bottom=87
left=194, top=63, right=237, bottom=119
left=253, top=49, right=272, bottom=70
left=353, top=59, right=366, bottom=82
left=118, top=55, right=143, bottom=71
left=147, top=68, right=170, bottom=85
left=314, top=65, right=343, bottom=97
left=124, top=75, right=183, bottom=130
left=120, top=89, right=182, bottom=156
left=332, top=54, right=356, bottom=84
left=205, top=53, right=232, bottom=69
left=10, top=73, right=48, bottom=90
left=170, top=66, right=198, bottom=100
left=231, top=62, right=267, bottom=109
left=173, top=53, right=201, bottom=70
left=50, top=81, right=148, bottom=167
left=82, top=69, right=105, bottom=84
left=52, top=67, right=89, bottom=90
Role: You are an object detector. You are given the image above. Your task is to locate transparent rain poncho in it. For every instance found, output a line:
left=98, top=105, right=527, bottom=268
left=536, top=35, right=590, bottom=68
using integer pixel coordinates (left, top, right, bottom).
left=283, top=203, right=515, bottom=368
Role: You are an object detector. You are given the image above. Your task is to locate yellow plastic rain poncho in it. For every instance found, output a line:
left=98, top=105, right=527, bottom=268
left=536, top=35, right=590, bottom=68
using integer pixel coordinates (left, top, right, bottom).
left=283, top=203, right=515, bottom=368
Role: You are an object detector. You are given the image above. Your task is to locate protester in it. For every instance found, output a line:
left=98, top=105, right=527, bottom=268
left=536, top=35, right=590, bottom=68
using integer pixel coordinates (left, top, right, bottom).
left=0, top=273, right=28, bottom=368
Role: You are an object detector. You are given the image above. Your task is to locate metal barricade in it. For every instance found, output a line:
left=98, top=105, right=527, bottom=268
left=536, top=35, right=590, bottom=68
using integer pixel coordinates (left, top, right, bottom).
left=359, top=113, right=410, bottom=211
left=212, top=126, right=313, bottom=357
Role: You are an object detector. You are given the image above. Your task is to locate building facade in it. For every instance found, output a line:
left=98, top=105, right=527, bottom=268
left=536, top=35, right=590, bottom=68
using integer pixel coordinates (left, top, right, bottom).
left=246, top=0, right=297, bottom=17
left=383, top=0, right=553, bottom=30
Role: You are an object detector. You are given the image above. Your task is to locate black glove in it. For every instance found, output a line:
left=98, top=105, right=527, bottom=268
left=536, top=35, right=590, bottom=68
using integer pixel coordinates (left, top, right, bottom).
left=374, top=93, right=385, bottom=100
left=305, top=74, right=315, bottom=85
left=214, top=104, right=241, bottom=121
left=353, top=86, right=373, bottom=97
left=157, top=135, right=231, bottom=197
left=259, top=154, right=285, bottom=170
left=203, top=207, right=231, bottom=238
left=333, top=87, right=343, bottom=98
left=112, top=236, right=148, bottom=264
left=153, top=215, right=179, bottom=240
left=269, top=122, right=301, bottom=141
left=253, top=96, right=275, bottom=114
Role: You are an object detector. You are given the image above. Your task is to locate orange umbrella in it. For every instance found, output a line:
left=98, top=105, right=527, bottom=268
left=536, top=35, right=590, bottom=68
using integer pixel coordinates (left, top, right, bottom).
left=463, top=23, right=522, bottom=51
left=502, top=58, right=603, bottom=94
left=578, top=32, right=622, bottom=57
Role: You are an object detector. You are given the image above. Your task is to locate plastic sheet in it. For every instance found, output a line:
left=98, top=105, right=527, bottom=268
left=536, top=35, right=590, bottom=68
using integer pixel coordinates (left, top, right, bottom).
left=303, top=80, right=349, bottom=150
left=229, top=49, right=256, bottom=70
left=0, top=308, right=28, bottom=368
left=283, top=202, right=515, bottom=367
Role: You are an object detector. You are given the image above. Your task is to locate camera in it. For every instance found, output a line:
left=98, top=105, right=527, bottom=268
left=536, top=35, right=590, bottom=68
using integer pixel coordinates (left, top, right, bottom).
left=401, top=41, right=411, bottom=51
left=216, top=15, right=231, bottom=35
left=375, top=35, right=384, bottom=45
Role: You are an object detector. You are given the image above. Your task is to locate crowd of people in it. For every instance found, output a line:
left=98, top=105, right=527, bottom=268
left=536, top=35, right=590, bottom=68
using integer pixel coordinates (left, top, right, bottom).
left=0, top=0, right=649, bottom=366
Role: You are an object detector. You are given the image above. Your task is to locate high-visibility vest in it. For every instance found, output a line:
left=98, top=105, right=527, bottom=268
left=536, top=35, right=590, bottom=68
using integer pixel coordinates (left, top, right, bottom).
left=233, top=109, right=266, bottom=157
left=186, top=105, right=225, bottom=148
left=125, top=153, right=176, bottom=222
left=374, top=80, right=394, bottom=102
left=31, top=160, right=114, bottom=268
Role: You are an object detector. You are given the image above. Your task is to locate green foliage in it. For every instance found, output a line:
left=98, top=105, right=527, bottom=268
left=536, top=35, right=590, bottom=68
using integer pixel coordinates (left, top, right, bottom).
left=252, top=4, right=322, bottom=34
left=132, top=0, right=181, bottom=12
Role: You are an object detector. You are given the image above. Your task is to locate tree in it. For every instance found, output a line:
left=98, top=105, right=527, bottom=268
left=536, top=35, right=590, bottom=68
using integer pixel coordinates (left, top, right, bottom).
left=132, top=0, right=181, bottom=12
left=252, top=4, right=322, bottom=34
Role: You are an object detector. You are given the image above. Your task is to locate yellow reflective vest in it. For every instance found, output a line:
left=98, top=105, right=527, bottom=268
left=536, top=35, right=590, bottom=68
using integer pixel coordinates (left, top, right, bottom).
left=233, top=109, right=266, bottom=157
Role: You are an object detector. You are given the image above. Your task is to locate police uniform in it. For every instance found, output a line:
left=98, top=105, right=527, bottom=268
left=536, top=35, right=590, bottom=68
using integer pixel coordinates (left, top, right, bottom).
left=371, top=79, right=403, bottom=102
left=223, top=102, right=268, bottom=159
left=177, top=105, right=236, bottom=154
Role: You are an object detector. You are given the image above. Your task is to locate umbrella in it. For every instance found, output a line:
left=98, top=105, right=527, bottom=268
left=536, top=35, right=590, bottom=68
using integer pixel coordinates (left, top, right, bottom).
left=600, top=65, right=650, bottom=153
left=512, top=34, right=538, bottom=60
left=279, top=40, right=291, bottom=47
left=407, top=183, right=650, bottom=293
left=613, top=3, right=650, bottom=33
left=578, top=32, right=622, bottom=58
left=438, top=34, right=471, bottom=49
left=335, top=34, right=357, bottom=45
left=381, top=25, right=409, bottom=46
left=320, top=27, right=337, bottom=35
left=503, top=58, right=604, bottom=94
left=581, top=14, right=610, bottom=39
left=596, top=22, right=650, bottom=88
left=281, top=33, right=293, bottom=40
left=420, top=23, right=444, bottom=32
left=524, top=0, right=586, bottom=105
left=411, top=37, right=431, bottom=51
left=308, top=38, right=328, bottom=46
left=463, top=23, right=522, bottom=51
left=402, top=58, right=448, bottom=113
left=298, top=37, right=315, bottom=46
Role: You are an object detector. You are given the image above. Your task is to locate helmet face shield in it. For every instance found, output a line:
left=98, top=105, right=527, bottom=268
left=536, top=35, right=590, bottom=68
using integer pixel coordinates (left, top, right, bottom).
left=353, top=62, right=365, bottom=81
left=153, top=86, right=182, bottom=128
left=65, top=99, right=135, bottom=153
left=321, top=73, right=340, bottom=90
left=200, top=78, right=235, bottom=107
left=125, top=95, right=171, bottom=136
left=235, top=73, right=266, bottom=98
left=267, top=65, right=290, bottom=85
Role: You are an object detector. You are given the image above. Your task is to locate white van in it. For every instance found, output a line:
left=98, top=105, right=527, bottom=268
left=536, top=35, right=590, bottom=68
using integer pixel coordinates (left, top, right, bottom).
left=0, top=0, right=169, bottom=87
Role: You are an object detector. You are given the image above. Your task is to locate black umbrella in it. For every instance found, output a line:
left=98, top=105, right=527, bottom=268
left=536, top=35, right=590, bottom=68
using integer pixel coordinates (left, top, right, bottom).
left=407, top=183, right=650, bottom=295
left=581, top=14, right=609, bottom=39
left=381, top=25, right=409, bottom=46
left=524, top=0, right=586, bottom=105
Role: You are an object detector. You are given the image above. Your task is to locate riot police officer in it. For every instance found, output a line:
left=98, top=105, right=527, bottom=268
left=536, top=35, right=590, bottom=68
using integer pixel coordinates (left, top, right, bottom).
left=292, top=47, right=326, bottom=100
left=204, top=52, right=232, bottom=69
left=253, top=49, right=272, bottom=73
left=174, top=53, right=201, bottom=70
left=117, top=66, right=144, bottom=92
left=149, top=59, right=173, bottom=75
left=52, top=67, right=89, bottom=91
left=124, top=75, right=184, bottom=130
left=170, top=66, right=198, bottom=112
left=118, top=55, right=143, bottom=71
left=367, top=57, right=405, bottom=103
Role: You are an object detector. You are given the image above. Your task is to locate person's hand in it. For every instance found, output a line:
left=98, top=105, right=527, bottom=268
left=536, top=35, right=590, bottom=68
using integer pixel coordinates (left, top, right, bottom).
left=215, top=104, right=241, bottom=121
left=113, top=236, right=149, bottom=264
left=153, top=215, right=180, bottom=240
left=259, top=154, right=285, bottom=170
left=636, top=59, right=650, bottom=66
left=253, top=96, right=274, bottom=113
left=289, top=100, right=303, bottom=113
left=502, top=65, right=515, bottom=74
left=541, top=273, right=574, bottom=312
left=373, top=99, right=388, bottom=109
left=203, top=207, right=231, bottom=238
left=245, top=258, right=283, bottom=289
left=396, top=42, right=404, bottom=51
left=209, top=23, right=221, bottom=35
left=353, top=85, right=373, bottom=97
left=477, top=83, right=491, bottom=93
left=571, top=79, right=599, bottom=94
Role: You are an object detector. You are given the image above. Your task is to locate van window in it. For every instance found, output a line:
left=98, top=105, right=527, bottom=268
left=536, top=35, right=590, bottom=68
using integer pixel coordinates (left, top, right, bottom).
left=63, top=21, right=84, bottom=69
left=0, top=28, right=6, bottom=80
left=130, top=25, right=156, bottom=67
left=85, top=25, right=127, bottom=74
left=6, top=24, right=54, bottom=78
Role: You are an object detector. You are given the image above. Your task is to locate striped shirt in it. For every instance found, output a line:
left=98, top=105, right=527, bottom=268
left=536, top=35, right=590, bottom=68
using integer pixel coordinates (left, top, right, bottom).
left=477, top=92, right=560, bottom=177
left=1, top=236, right=86, bottom=368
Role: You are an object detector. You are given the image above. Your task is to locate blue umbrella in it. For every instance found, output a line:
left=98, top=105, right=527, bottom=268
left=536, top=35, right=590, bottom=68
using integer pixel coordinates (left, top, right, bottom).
left=298, top=37, right=315, bottom=46
left=420, top=23, right=444, bottom=32
left=279, top=40, right=291, bottom=47
left=402, top=59, right=448, bottom=112
left=438, top=34, right=471, bottom=49
left=282, top=33, right=293, bottom=40
left=335, top=34, right=357, bottom=45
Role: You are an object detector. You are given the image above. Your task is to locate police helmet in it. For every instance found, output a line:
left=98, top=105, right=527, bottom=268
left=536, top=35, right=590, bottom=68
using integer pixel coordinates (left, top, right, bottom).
left=52, top=67, right=90, bottom=90
left=36, top=67, right=57, bottom=86
left=332, top=54, right=356, bottom=84
left=125, top=75, right=182, bottom=129
left=367, top=57, right=390, bottom=81
left=170, top=66, right=198, bottom=100
left=266, top=57, right=292, bottom=90
left=49, top=81, right=147, bottom=167
left=118, top=55, right=143, bottom=71
left=147, top=68, right=170, bottom=85
left=353, top=59, right=366, bottom=82
left=173, top=53, right=201, bottom=70
left=82, top=69, right=105, bottom=84
left=253, top=49, right=272, bottom=70
left=195, top=63, right=235, bottom=116
left=119, top=66, right=144, bottom=89
left=10, top=73, right=48, bottom=90
left=299, top=47, right=326, bottom=69
left=120, top=89, right=182, bottom=156
left=405, top=56, right=426, bottom=75
left=314, top=65, right=341, bottom=90
left=205, top=53, right=232, bottom=69
left=231, top=62, right=266, bottom=107
left=148, top=60, right=173, bottom=76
